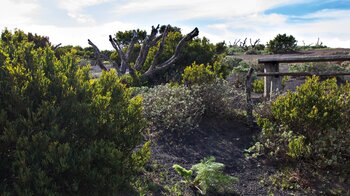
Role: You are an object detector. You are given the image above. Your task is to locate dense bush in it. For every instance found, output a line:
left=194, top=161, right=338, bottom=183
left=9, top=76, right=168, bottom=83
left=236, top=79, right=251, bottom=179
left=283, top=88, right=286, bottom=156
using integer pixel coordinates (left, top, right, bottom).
left=0, top=29, right=149, bottom=194
left=191, top=79, right=245, bottom=117
left=141, top=84, right=204, bottom=135
left=267, top=34, right=297, bottom=54
left=249, top=76, right=350, bottom=167
left=253, top=79, right=264, bottom=93
left=182, top=62, right=216, bottom=85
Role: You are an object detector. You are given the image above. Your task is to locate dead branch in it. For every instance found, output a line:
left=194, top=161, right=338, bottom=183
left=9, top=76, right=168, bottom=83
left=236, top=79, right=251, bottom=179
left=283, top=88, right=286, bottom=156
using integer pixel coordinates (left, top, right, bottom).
left=147, top=25, right=169, bottom=73
left=250, top=39, right=260, bottom=48
left=53, top=43, right=62, bottom=51
left=87, top=39, right=108, bottom=71
left=134, top=25, right=160, bottom=71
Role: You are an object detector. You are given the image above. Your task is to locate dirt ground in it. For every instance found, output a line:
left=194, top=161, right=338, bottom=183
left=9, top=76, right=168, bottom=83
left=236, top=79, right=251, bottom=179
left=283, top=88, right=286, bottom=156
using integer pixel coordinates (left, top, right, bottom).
left=148, top=117, right=297, bottom=195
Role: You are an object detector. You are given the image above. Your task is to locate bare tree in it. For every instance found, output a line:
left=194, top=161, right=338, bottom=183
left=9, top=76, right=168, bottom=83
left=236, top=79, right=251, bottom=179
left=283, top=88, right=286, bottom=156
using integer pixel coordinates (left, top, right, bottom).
left=249, top=38, right=260, bottom=48
left=88, top=25, right=199, bottom=83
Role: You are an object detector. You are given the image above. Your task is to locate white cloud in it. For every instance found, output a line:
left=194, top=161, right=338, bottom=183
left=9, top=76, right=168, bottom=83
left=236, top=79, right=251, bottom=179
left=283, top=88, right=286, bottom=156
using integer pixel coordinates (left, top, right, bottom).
left=57, top=0, right=112, bottom=24
left=115, top=0, right=307, bottom=20
left=8, top=21, right=135, bottom=49
left=58, top=0, right=112, bottom=12
left=0, top=0, right=39, bottom=26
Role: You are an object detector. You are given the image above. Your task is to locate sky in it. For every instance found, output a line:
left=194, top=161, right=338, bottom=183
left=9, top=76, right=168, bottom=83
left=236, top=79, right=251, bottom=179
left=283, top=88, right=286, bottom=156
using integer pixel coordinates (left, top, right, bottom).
left=1, top=0, right=350, bottom=49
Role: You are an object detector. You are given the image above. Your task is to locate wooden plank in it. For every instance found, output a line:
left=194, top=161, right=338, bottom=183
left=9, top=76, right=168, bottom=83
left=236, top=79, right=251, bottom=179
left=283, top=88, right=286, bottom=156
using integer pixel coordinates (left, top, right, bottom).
left=258, top=55, right=350, bottom=64
left=257, top=72, right=350, bottom=77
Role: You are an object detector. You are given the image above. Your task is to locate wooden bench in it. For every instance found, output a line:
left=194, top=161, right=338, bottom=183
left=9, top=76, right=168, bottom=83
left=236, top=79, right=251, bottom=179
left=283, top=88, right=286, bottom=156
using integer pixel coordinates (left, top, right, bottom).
left=257, top=55, right=350, bottom=98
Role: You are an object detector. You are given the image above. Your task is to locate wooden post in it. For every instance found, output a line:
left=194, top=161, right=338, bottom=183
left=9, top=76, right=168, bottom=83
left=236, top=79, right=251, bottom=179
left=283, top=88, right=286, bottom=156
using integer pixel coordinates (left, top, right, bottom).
left=246, top=68, right=254, bottom=128
left=263, top=62, right=281, bottom=99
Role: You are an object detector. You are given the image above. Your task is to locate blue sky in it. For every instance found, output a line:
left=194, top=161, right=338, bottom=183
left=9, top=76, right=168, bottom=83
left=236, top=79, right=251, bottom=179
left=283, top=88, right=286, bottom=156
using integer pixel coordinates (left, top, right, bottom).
left=1, top=0, right=350, bottom=49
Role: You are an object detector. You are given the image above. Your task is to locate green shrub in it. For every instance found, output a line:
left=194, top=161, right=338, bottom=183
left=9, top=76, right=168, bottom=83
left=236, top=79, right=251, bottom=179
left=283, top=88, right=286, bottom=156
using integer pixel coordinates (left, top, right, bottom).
left=249, top=76, right=350, bottom=167
left=267, top=34, right=297, bottom=54
left=173, top=157, right=238, bottom=195
left=182, top=62, right=216, bottom=85
left=141, top=84, right=204, bottom=135
left=253, top=79, right=264, bottom=93
left=0, top=29, right=149, bottom=195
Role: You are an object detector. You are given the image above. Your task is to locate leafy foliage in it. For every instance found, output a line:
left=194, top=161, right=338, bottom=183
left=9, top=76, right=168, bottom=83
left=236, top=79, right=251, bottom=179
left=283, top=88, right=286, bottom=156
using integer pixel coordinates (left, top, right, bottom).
left=115, top=29, right=147, bottom=45
left=182, top=62, right=216, bottom=85
left=267, top=34, right=297, bottom=54
left=172, top=164, right=193, bottom=183
left=0, top=29, right=149, bottom=194
left=173, top=157, right=238, bottom=195
left=253, top=79, right=264, bottom=93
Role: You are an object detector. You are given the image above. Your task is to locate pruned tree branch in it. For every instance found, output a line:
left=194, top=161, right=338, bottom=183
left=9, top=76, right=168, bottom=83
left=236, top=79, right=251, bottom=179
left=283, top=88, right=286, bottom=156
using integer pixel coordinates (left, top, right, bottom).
left=125, top=30, right=138, bottom=60
left=147, top=25, right=169, bottom=73
left=88, top=39, right=108, bottom=71
left=53, top=43, right=62, bottom=51
left=134, top=25, right=160, bottom=71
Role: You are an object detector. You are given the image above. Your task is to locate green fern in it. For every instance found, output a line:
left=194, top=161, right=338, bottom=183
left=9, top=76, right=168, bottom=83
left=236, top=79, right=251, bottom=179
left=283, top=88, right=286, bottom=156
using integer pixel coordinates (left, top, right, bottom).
left=173, top=156, right=238, bottom=195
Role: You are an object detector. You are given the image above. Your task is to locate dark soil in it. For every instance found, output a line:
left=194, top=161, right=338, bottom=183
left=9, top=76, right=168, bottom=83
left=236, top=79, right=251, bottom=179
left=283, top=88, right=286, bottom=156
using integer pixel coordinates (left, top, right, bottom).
left=148, top=117, right=285, bottom=195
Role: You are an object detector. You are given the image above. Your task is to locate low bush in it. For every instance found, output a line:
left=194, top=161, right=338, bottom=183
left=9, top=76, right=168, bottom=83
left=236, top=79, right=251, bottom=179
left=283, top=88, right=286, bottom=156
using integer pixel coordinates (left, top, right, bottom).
left=0, top=30, right=149, bottom=194
left=191, top=79, right=245, bottom=117
left=249, top=76, right=350, bottom=168
left=141, top=84, right=204, bottom=135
